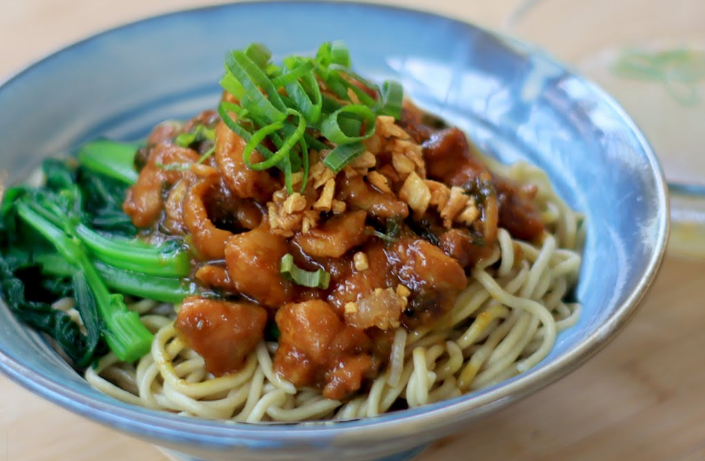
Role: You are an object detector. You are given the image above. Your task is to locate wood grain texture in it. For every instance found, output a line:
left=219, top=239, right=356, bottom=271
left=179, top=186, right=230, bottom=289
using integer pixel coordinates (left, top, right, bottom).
left=0, top=1, right=698, bottom=460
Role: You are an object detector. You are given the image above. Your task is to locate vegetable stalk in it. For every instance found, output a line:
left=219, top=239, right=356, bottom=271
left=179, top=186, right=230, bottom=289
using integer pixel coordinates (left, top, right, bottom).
left=16, top=201, right=153, bottom=362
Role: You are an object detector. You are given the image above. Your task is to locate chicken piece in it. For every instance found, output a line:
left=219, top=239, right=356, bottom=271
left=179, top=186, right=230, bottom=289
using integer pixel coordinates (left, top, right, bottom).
left=494, top=176, right=545, bottom=242
left=147, top=121, right=181, bottom=146
left=194, top=265, right=235, bottom=291
left=277, top=300, right=342, bottom=364
left=163, top=178, right=191, bottom=234
left=215, top=120, right=279, bottom=201
left=183, top=175, right=235, bottom=260
left=423, top=127, right=488, bottom=187
left=391, top=239, right=467, bottom=327
left=232, top=199, right=264, bottom=230
left=439, top=228, right=493, bottom=269
left=224, top=226, right=294, bottom=307
left=181, top=110, right=219, bottom=135
left=293, top=211, right=369, bottom=258
left=274, top=300, right=373, bottom=400
left=327, top=243, right=393, bottom=312
left=123, top=144, right=200, bottom=228
left=325, top=354, right=374, bottom=400
left=422, top=128, right=499, bottom=245
left=397, top=101, right=438, bottom=144
left=337, top=175, right=409, bottom=221
left=175, top=296, right=267, bottom=376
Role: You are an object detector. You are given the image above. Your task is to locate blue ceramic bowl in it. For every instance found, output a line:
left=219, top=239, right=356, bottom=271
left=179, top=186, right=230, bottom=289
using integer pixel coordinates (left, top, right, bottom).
left=0, top=2, right=668, bottom=461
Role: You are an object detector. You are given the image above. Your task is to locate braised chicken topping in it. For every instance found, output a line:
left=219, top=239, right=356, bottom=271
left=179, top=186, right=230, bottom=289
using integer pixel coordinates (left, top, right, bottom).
left=121, top=47, right=546, bottom=399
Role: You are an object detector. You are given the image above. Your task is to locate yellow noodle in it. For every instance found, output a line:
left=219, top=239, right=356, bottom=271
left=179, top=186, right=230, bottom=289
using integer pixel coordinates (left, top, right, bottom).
left=387, top=328, right=407, bottom=387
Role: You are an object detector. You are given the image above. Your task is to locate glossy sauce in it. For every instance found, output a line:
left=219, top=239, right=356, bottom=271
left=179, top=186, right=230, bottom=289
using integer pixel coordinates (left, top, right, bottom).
left=123, top=105, right=547, bottom=398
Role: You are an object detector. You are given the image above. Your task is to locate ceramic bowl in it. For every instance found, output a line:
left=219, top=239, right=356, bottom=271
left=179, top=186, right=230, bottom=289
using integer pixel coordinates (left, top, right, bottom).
left=0, top=2, right=668, bottom=461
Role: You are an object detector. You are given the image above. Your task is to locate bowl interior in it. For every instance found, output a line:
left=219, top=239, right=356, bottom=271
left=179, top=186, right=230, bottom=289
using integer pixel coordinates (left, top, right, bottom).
left=0, top=1, right=667, bottom=458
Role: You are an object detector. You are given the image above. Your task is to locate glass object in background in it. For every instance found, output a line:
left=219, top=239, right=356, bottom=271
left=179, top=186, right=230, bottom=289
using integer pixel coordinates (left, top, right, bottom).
left=505, top=0, right=705, bottom=257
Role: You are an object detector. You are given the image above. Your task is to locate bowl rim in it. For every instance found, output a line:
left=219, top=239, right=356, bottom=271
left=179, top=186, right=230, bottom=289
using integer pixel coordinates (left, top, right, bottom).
left=0, top=0, right=670, bottom=447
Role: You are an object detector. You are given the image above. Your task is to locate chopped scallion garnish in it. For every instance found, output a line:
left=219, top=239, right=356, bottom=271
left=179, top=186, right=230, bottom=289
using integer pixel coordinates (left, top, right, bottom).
left=271, top=58, right=316, bottom=88
left=245, top=43, right=272, bottom=71
left=330, top=41, right=352, bottom=68
left=280, top=253, right=330, bottom=289
left=321, top=104, right=376, bottom=145
left=219, top=41, right=406, bottom=184
left=175, top=124, right=215, bottom=148
left=380, top=80, right=404, bottom=120
left=225, top=50, right=288, bottom=123
left=323, top=142, right=366, bottom=174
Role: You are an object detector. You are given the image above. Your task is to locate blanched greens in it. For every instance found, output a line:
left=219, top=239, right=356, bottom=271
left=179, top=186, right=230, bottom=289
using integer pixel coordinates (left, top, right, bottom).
left=0, top=146, right=195, bottom=366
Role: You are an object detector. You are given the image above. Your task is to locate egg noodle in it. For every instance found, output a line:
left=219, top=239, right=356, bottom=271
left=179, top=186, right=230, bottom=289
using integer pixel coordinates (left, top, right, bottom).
left=81, top=160, right=583, bottom=422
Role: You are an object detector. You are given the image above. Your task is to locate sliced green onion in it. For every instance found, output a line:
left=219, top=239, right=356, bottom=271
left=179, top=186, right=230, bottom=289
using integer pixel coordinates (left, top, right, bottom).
left=245, top=43, right=272, bottom=70
left=219, top=102, right=301, bottom=173
left=196, top=146, right=216, bottom=165
left=371, top=230, right=398, bottom=243
left=321, top=105, right=376, bottom=145
left=304, top=133, right=329, bottom=152
left=175, top=125, right=216, bottom=148
left=336, top=115, right=362, bottom=139
left=225, top=50, right=287, bottom=123
left=330, top=41, right=352, bottom=67
left=280, top=253, right=330, bottom=289
left=282, top=155, right=294, bottom=195
left=315, top=42, right=333, bottom=77
left=323, top=142, right=366, bottom=174
left=322, top=95, right=344, bottom=113
left=328, top=65, right=380, bottom=108
left=298, top=136, right=309, bottom=193
left=219, top=71, right=245, bottom=100
left=284, top=71, right=322, bottom=124
left=175, top=132, right=196, bottom=147
left=218, top=102, right=275, bottom=159
left=372, top=217, right=402, bottom=242
left=242, top=121, right=285, bottom=170
left=217, top=41, right=408, bottom=191
left=219, top=100, right=249, bottom=119
left=266, top=63, right=282, bottom=78
left=380, top=80, right=404, bottom=120
left=279, top=122, right=303, bottom=172
left=242, top=109, right=306, bottom=172
left=270, top=58, right=316, bottom=88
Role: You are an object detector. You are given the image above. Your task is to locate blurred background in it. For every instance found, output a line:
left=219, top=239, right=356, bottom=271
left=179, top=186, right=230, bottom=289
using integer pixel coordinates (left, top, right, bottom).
left=1, top=1, right=705, bottom=460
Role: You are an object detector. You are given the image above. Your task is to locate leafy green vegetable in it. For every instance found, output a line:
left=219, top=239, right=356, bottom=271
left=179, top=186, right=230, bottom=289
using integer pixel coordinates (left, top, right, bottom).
left=15, top=201, right=152, bottom=363
left=78, top=168, right=137, bottom=236
left=77, top=140, right=140, bottom=185
left=0, top=156, right=199, bottom=365
left=75, top=225, right=190, bottom=277
left=0, top=253, right=99, bottom=366
left=36, top=253, right=195, bottom=304
left=71, top=270, right=103, bottom=365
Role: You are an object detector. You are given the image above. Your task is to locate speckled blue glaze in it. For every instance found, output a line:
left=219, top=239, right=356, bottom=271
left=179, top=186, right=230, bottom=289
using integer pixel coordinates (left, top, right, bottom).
left=0, top=2, right=668, bottom=461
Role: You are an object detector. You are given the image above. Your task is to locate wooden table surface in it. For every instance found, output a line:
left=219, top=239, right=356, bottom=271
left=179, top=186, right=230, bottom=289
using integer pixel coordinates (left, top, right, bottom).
left=1, top=1, right=704, bottom=460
